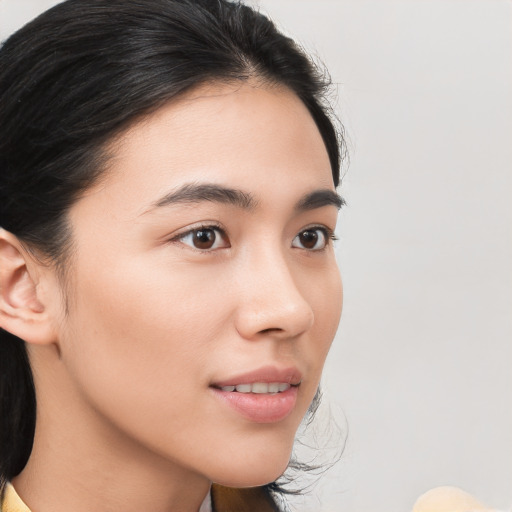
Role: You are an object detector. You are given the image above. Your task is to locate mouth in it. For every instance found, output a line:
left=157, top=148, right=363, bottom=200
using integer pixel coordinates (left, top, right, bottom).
left=210, top=366, right=302, bottom=423
left=211, top=365, right=302, bottom=390
left=213, top=382, right=299, bottom=395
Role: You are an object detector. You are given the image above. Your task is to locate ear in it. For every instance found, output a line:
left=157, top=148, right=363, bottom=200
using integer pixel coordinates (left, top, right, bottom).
left=0, top=229, right=58, bottom=345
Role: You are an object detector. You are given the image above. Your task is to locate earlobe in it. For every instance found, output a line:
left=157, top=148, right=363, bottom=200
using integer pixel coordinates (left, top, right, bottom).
left=0, top=229, right=57, bottom=345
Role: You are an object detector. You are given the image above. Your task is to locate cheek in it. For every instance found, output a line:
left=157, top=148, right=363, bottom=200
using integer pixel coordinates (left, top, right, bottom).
left=70, top=253, right=227, bottom=347
left=308, top=264, right=343, bottom=358
left=60, top=258, right=228, bottom=432
left=292, top=263, right=342, bottom=411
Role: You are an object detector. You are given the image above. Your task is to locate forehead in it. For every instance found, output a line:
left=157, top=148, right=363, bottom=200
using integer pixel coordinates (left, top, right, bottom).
left=77, top=81, right=333, bottom=218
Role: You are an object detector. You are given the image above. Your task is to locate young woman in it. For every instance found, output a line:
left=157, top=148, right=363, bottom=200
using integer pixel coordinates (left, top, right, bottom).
left=0, top=1, right=345, bottom=510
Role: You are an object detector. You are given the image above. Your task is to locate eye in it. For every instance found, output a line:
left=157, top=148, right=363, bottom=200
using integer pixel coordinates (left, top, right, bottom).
left=176, top=226, right=230, bottom=251
left=292, top=227, right=333, bottom=251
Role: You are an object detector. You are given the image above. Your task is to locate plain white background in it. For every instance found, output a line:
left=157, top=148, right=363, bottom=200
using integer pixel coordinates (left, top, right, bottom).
left=1, top=1, right=511, bottom=511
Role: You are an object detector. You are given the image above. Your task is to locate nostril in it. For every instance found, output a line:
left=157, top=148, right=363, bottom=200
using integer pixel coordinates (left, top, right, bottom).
left=234, top=280, right=315, bottom=340
left=258, top=327, right=284, bottom=335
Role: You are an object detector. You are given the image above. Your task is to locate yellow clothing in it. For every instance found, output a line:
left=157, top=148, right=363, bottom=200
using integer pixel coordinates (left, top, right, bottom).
left=0, top=484, right=30, bottom=512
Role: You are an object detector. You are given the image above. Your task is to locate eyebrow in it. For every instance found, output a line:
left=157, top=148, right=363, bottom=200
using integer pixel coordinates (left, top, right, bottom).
left=143, top=182, right=344, bottom=214
left=295, top=189, right=345, bottom=212
left=148, top=183, right=257, bottom=212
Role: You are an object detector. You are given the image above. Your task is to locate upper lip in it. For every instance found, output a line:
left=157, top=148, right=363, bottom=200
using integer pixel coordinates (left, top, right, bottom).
left=211, top=365, right=302, bottom=388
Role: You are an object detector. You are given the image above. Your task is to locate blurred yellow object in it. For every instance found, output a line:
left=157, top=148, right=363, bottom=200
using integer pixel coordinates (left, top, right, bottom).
left=1, top=484, right=31, bottom=512
left=413, top=486, right=493, bottom=512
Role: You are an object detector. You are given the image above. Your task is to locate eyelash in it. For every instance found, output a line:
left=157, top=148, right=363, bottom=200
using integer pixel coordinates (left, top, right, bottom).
left=170, top=223, right=229, bottom=252
left=169, top=223, right=338, bottom=252
left=295, top=225, right=338, bottom=252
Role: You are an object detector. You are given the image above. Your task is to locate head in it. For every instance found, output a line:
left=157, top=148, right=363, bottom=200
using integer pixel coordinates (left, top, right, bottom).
left=0, top=0, right=344, bottom=490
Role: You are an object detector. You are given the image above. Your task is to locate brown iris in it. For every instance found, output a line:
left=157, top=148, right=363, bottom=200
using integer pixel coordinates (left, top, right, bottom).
left=298, top=229, right=319, bottom=249
left=192, top=228, right=217, bottom=249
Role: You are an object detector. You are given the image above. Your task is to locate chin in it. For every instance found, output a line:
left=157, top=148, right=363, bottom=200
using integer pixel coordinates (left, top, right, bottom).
left=208, top=445, right=292, bottom=488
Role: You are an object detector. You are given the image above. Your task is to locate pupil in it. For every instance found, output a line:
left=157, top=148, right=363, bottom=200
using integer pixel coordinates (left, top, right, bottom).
left=300, top=230, right=318, bottom=249
left=194, top=229, right=215, bottom=249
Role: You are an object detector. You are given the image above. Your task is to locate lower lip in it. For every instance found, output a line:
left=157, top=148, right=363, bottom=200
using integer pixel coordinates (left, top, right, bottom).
left=210, top=386, right=299, bottom=423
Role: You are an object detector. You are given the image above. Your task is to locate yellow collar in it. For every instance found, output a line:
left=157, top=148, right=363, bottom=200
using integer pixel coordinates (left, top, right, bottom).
left=1, top=484, right=31, bottom=512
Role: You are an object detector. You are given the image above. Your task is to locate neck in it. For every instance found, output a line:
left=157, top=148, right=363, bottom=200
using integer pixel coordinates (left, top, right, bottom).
left=13, top=346, right=211, bottom=512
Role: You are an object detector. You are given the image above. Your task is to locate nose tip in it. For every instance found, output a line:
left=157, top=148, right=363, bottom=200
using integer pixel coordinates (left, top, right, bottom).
left=234, top=269, right=315, bottom=341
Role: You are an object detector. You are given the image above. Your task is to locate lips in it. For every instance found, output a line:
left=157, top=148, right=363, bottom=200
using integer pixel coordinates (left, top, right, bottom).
left=210, top=366, right=302, bottom=423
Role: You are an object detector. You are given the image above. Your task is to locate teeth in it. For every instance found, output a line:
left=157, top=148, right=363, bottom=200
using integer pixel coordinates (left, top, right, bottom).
left=252, top=383, right=268, bottom=394
left=268, top=383, right=279, bottom=393
left=220, top=382, right=291, bottom=394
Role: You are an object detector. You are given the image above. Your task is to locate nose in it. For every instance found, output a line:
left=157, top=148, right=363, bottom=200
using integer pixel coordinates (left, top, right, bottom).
left=233, top=250, right=315, bottom=341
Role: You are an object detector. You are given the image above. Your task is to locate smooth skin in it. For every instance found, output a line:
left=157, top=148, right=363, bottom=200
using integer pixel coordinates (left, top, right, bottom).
left=0, top=81, right=343, bottom=512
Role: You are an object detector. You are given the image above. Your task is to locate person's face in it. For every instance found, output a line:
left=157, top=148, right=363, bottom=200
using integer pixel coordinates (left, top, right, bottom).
left=57, top=81, right=342, bottom=486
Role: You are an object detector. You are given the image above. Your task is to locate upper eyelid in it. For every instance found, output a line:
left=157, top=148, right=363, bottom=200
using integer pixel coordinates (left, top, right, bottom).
left=298, top=224, right=336, bottom=238
left=168, top=222, right=224, bottom=241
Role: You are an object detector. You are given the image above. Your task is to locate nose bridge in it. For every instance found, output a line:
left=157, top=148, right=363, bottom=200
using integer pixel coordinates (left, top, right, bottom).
left=234, top=242, right=314, bottom=339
